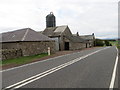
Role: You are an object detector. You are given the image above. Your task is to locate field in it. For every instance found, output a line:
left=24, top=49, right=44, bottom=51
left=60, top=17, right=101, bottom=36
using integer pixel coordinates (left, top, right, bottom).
left=109, top=41, right=118, bottom=46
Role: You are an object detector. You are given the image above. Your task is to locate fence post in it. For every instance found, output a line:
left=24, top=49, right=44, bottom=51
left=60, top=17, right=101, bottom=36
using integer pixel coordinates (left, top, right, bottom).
left=48, top=47, right=50, bottom=55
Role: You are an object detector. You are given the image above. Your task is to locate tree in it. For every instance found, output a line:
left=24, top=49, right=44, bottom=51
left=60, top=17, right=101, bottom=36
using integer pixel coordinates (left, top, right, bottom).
left=95, top=39, right=105, bottom=46
left=104, top=40, right=112, bottom=46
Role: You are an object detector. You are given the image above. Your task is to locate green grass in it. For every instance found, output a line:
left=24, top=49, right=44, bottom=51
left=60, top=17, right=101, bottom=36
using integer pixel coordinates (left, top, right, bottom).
left=109, top=41, right=118, bottom=46
left=109, top=40, right=120, bottom=49
left=1, top=53, right=48, bottom=66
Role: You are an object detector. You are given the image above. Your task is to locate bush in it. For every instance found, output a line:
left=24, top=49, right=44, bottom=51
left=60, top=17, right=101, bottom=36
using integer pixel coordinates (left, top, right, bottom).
left=104, top=40, right=110, bottom=46
left=109, top=44, right=112, bottom=46
left=95, top=39, right=104, bottom=46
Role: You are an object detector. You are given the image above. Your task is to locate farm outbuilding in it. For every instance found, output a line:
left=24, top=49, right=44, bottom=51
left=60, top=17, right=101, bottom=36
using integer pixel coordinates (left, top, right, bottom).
left=1, top=28, right=55, bottom=58
left=42, top=25, right=87, bottom=51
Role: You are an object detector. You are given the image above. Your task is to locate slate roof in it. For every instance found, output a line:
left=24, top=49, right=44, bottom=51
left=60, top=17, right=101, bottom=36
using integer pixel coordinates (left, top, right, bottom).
left=72, top=34, right=77, bottom=36
left=79, top=35, right=94, bottom=40
left=72, top=32, right=79, bottom=36
left=42, top=25, right=88, bottom=43
left=1, top=28, right=53, bottom=42
left=66, top=36, right=85, bottom=43
left=42, top=25, right=68, bottom=37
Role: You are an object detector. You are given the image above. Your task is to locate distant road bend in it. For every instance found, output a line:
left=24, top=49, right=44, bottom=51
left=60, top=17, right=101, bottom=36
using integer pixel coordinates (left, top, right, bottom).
left=2, top=46, right=118, bottom=89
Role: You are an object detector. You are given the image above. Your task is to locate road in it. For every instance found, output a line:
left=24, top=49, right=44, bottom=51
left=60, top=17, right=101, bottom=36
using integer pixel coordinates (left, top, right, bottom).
left=2, top=46, right=118, bottom=89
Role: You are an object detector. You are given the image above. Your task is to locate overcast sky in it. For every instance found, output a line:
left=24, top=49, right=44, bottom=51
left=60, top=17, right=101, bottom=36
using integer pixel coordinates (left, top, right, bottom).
left=0, top=0, right=118, bottom=39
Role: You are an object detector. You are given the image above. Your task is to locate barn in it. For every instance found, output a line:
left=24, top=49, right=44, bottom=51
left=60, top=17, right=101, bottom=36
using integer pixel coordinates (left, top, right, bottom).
left=42, top=25, right=86, bottom=51
left=1, top=28, right=55, bottom=58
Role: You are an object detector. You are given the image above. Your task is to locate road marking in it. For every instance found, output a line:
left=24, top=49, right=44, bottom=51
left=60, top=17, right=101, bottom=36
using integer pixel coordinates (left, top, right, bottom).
left=109, top=47, right=118, bottom=90
left=1, top=47, right=102, bottom=72
left=3, top=47, right=110, bottom=90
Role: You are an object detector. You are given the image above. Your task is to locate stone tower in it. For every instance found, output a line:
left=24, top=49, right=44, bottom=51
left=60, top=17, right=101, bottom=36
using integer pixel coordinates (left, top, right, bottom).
left=46, top=12, right=56, bottom=28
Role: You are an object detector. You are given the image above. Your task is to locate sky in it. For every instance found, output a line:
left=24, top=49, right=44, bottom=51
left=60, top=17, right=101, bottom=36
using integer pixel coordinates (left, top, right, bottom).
left=0, top=0, right=118, bottom=39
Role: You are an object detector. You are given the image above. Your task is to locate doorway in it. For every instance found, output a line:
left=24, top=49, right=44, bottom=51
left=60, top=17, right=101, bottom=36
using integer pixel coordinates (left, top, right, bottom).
left=64, top=42, right=69, bottom=50
left=86, top=43, right=87, bottom=48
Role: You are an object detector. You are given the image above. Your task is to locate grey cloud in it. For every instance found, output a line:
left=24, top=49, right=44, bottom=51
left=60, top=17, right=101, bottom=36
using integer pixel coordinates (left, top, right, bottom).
left=0, top=0, right=118, bottom=39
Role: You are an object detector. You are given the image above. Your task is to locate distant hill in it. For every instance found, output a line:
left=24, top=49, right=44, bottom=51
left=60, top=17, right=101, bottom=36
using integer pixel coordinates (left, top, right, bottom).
left=102, top=38, right=118, bottom=41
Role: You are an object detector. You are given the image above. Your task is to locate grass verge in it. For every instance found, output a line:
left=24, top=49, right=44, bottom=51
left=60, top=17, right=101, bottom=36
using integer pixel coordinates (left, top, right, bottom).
left=0, top=53, right=48, bottom=66
left=109, top=41, right=118, bottom=46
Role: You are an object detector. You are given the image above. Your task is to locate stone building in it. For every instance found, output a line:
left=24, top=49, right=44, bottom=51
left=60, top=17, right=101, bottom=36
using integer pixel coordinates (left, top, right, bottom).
left=42, top=25, right=86, bottom=51
left=1, top=28, right=55, bottom=56
left=79, top=33, right=96, bottom=48
left=41, top=12, right=95, bottom=51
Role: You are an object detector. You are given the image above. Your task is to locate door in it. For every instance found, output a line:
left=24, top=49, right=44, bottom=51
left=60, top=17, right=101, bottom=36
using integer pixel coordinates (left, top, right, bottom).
left=86, top=43, right=87, bottom=48
left=64, top=42, right=69, bottom=50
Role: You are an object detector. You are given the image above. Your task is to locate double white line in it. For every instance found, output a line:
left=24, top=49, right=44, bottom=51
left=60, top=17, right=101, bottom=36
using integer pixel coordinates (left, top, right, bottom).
left=3, top=47, right=110, bottom=90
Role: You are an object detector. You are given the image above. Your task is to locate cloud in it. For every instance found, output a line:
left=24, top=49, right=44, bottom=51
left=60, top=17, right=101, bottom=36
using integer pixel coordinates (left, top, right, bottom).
left=0, top=0, right=118, bottom=39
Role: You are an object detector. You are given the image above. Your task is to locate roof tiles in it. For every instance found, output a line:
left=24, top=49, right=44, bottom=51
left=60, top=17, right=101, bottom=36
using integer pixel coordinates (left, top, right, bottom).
left=1, top=28, right=53, bottom=42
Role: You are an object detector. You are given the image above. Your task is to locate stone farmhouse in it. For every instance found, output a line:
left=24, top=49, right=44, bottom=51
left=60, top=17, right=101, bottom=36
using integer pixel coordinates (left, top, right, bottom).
left=42, top=25, right=87, bottom=51
left=41, top=12, right=95, bottom=51
left=73, top=32, right=95, bottom=48
left=1, top=28, right=55, bottom=59
left=79, top=34, right=95, bottom=48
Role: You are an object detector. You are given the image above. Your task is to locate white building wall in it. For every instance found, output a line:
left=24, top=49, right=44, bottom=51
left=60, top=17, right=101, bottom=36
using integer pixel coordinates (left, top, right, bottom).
left=51, top=37, right=59, bottom=51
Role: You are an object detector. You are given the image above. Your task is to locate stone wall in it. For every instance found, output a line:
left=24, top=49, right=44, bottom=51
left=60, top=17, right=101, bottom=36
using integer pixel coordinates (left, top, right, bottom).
left=70, top=42, right=86, bottom=50
left=19, top=41, right=55, bottom=56
left=2, top=41, right=55, bottom=57
left=2, top=42, right=20, bottom=49
left=2, top=49, right=22, bottom=60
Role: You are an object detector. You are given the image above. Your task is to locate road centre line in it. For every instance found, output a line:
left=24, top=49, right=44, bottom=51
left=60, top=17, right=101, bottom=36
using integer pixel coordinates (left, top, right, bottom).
left=3, top=47, right=110, bottom=89
left=109, top=47, right=118, bottom=90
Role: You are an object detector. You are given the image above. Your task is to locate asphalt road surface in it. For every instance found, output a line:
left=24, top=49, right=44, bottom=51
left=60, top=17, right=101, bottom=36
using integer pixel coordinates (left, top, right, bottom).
left=2, top=46, right=118, bottom=89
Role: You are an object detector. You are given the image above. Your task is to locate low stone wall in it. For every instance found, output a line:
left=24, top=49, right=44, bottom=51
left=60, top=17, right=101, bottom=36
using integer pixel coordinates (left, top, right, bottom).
left=2, top=41, right=56, bottom=58
left=2, top=49, right=23, bottom=60
left=70, top=42, right=86, bottom=50
left=20, top=41, right=55, bottom=56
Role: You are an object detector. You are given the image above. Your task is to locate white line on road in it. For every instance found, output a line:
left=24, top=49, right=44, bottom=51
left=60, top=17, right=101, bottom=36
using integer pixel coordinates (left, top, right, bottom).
left=109, top=47, right=118, bottom=90
left=3, top=47, right=110, bottom=89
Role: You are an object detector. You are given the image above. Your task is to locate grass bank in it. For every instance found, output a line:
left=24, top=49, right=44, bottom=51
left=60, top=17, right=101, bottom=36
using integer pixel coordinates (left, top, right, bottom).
left=1, top=53, right=48, bottom=66
left=109, top=40, right=120, bottom=49
left=109, top=41, right=118, bottom=46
